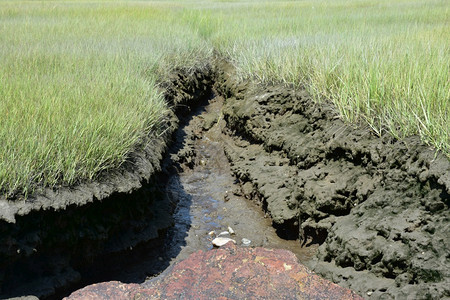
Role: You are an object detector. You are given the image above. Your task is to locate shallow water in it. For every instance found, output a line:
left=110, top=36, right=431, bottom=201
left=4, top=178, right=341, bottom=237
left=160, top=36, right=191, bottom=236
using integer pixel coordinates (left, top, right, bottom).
left=161, top=96, right=317, bottom=267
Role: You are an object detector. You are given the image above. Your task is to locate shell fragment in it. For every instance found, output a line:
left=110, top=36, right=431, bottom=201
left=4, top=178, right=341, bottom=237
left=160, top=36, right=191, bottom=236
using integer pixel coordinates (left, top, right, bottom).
left=212, top=237, right=236, bottom=247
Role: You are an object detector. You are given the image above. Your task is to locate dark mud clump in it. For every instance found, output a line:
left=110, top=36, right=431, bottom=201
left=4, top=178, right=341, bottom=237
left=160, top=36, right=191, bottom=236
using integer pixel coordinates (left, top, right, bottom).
left=219, top=73, right=450, bottom=298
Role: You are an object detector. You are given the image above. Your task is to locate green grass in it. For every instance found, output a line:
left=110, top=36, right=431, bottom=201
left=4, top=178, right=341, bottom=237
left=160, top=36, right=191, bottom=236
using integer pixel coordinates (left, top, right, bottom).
left=1, top=0, right=448, bottom=198
left=206, top=0, right=449, bottom=152
left=0, top=1, right=212, bottom=197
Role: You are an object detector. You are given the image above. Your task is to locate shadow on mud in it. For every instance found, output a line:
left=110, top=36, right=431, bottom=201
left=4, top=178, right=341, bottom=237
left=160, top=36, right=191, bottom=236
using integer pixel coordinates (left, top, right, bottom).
left=0, top=181, right=175, bottom=299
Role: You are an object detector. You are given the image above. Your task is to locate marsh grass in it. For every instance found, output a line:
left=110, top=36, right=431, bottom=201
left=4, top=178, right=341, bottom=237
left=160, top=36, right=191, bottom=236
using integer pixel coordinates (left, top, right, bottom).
left=207, top=0, right=449, bottom=154
left=0, top=1, right=211, bottom=197
left=1, top=0, right=448, bottom=198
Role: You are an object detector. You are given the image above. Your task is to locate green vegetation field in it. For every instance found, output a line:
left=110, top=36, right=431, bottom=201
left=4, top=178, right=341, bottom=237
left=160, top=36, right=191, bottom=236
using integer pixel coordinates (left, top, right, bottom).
left=1, top=0, right=448, bottom=198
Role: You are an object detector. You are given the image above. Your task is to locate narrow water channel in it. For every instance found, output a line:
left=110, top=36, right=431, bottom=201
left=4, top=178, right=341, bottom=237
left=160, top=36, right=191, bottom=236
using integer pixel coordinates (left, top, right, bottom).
left=3, top=72, right=447, bottom=300
left=160, top=95, right=317, bottom=267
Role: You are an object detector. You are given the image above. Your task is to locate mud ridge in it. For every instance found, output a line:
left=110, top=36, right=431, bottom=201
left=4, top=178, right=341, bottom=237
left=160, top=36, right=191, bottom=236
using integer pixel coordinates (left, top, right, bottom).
left=217, top=65, right=450, bottom=299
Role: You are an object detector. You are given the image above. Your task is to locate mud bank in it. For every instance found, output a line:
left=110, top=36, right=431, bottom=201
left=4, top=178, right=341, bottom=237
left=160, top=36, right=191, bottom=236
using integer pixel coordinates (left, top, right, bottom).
left=218, top=66, right=450, bottom=298
left=0, top=67, right=215, bottom=298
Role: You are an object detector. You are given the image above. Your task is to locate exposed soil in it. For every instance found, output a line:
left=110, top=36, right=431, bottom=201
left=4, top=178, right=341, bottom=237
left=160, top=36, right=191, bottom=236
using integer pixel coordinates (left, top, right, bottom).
left=216, top=63, right=450, bottom=298
left=0, top=67, right=215, bottom=299
left=160, top=92, right=318, bottom=265
left=1, top=61, right=449, bottom=299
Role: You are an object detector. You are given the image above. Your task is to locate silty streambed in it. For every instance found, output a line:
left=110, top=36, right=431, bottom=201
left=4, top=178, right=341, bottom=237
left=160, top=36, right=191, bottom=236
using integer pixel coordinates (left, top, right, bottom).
left=160, top=94, right=317, bottom=267
left=71, top=92, right=318, bottom=294
left=60, top=93, right=318, bottom=297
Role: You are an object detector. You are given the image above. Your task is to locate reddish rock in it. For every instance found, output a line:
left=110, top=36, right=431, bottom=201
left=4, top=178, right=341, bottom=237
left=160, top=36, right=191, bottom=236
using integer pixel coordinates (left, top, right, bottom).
left=66, top=243, right=362, bottom=299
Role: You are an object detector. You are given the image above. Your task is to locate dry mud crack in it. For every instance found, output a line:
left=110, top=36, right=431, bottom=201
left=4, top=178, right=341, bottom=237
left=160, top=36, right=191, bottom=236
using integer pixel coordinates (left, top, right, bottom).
left=1, top=62, right=449, bottom=299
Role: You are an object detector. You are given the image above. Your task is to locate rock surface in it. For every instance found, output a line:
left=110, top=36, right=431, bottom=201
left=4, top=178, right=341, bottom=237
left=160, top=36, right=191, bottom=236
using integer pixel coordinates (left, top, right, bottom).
left=66, top=243, right=362, bottom=300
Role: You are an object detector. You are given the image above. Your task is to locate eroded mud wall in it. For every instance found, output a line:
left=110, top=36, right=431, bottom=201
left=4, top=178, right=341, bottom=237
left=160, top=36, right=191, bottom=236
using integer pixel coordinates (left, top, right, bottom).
left=218, top=70, right=449, bottom=298
left=0, top=184, right=174, bottom=298
left=0, top=67, right=215, bottom=299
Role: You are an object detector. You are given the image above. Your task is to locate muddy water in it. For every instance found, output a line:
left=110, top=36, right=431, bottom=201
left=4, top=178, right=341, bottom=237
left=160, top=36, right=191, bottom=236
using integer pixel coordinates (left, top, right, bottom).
left=161, top=96, right=317, bottom=267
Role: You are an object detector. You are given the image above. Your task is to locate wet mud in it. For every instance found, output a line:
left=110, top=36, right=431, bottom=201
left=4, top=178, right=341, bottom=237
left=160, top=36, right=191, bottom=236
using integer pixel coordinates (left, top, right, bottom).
left=1, top=62, right=449, bottom=299
left=219, top=71, right=450, bottom=298
left=161, top=93, right=318, bottom=265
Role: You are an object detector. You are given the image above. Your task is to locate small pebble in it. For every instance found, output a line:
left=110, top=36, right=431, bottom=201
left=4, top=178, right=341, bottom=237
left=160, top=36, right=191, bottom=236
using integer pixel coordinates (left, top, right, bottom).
left=218, top=231, right=230, bottom=237
left=367, top=291, right=373, bottom=296
left=212, top=237, right=236, bottom=247
left=224, top=191, right=230, bottom=202
left=208, top=231, right=215, bottom=236
left=228, top=226, right=235, bottom=235
left=242, top=238, right=251, bottom=246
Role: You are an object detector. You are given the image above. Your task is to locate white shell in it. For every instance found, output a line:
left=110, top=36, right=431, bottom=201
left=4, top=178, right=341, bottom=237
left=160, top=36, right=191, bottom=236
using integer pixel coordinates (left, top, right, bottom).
left=241, top=238, right=251, bottom=246
left=228, top=226, right=235, bottom=235
left=212, top=237, right=236, bottom=247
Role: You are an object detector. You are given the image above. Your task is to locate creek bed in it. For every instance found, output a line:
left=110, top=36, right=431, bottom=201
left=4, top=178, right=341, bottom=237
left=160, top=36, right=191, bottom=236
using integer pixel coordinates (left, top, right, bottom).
left=160, top=94, right=317, bottom=266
